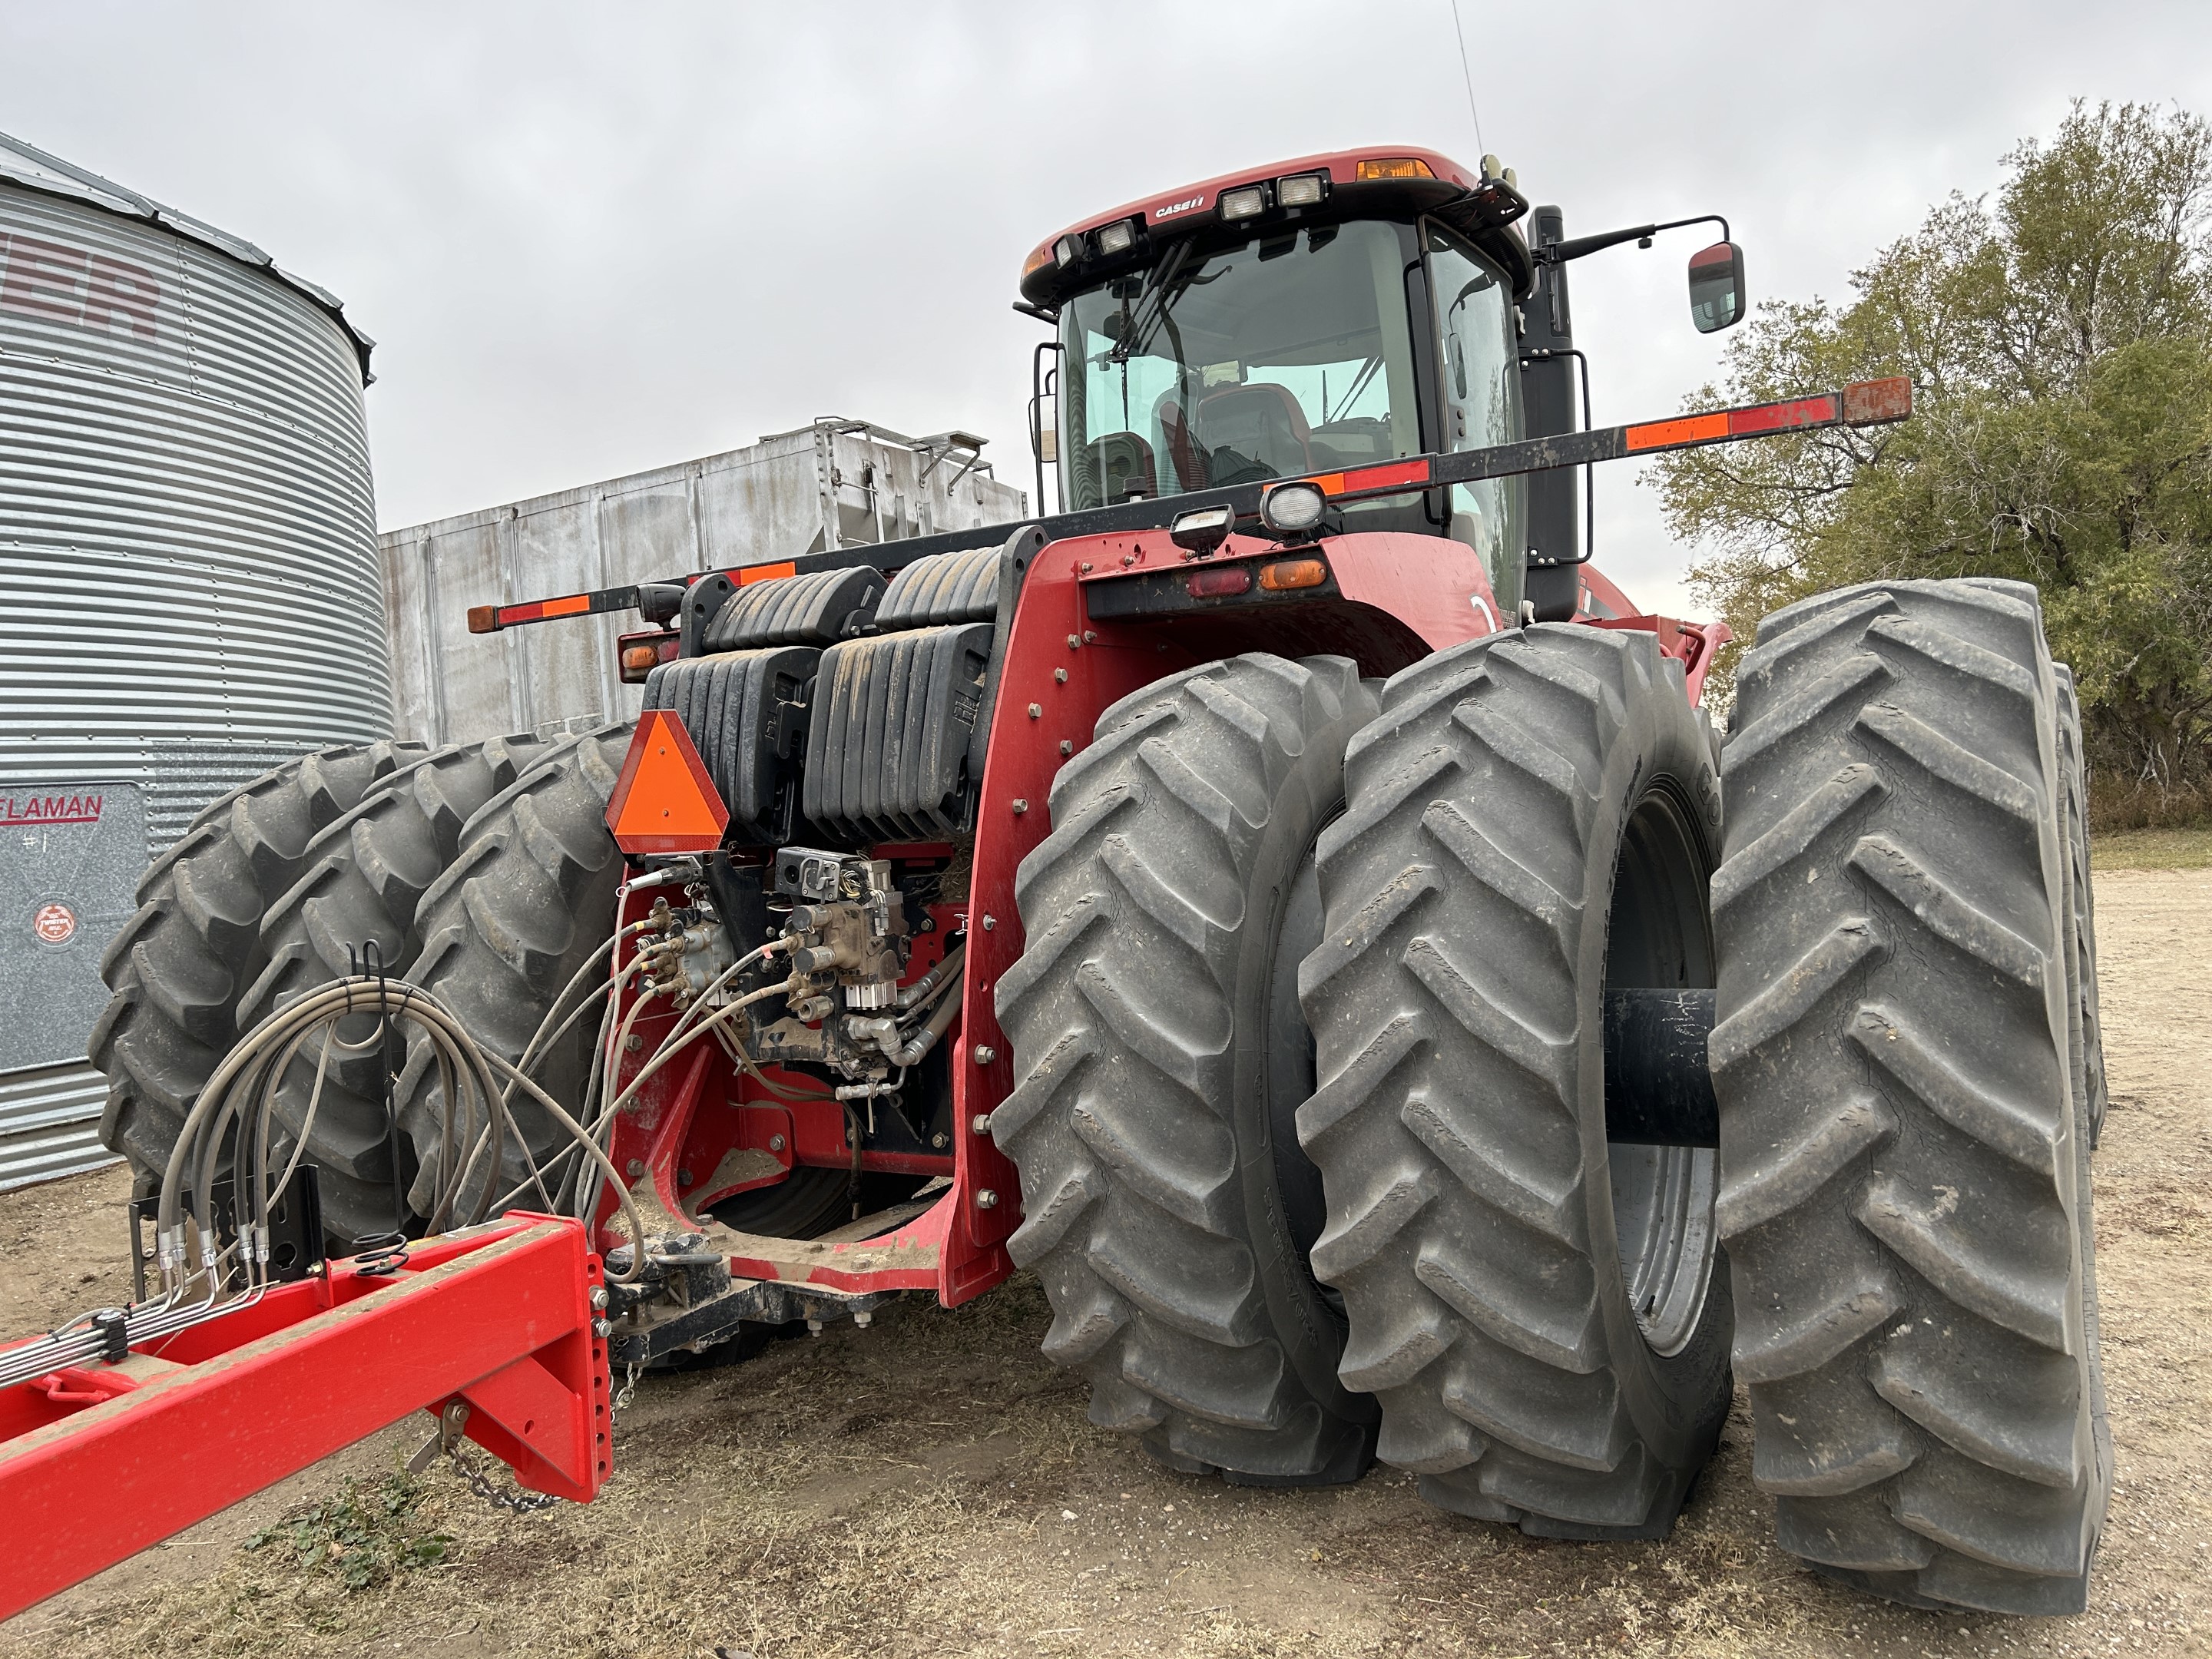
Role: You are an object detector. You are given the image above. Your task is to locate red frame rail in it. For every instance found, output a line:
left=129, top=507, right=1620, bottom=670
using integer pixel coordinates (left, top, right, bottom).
left=0, top=1216, right=608, bottom=1624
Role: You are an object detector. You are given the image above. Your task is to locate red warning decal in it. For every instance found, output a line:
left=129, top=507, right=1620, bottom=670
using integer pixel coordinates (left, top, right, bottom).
left=604, top=710, right=730, bottom=854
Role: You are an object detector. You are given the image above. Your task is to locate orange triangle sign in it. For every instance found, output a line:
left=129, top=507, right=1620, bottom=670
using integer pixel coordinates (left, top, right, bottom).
left=605, top=710, right=730, bottom=853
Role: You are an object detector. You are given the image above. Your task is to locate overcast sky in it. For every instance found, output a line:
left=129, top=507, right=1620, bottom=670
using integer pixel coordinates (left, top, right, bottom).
left=6, top=1, right=2211, bottom=617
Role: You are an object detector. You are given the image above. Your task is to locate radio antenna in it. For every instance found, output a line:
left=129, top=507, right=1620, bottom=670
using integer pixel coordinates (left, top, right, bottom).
left=1449, top=0, right=1487, bottom=159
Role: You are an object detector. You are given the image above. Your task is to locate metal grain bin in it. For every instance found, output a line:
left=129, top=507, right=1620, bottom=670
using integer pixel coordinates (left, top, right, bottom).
left=380, top=417, right=1026, bottom=745
left=0, top=131, right=387, bottom=1187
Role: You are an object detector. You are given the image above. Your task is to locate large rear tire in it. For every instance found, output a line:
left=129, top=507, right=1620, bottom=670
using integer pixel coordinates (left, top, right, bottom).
left=396, top=724, right=634, bottom=1217
left=1710, top=577, right=2110, bottom=1614
left=1298, top=624, right=1734, bottom=1538
left=233, top=734, right=556, bottom=1243
left=2054, top=666, right=2108, bottom=1147
left=995, top=654, right=1381, bottom=1484
left=90, top=741, right=428, bottom=1191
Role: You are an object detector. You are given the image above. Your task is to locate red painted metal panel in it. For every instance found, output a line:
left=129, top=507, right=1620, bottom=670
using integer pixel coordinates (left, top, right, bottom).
left=0, top=1218, right=607, bottom=1624
left=1022, top=145, right=1484, bottom=276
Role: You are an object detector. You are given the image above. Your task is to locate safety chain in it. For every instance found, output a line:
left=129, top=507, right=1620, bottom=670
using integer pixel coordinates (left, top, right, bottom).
left=446, top=1440, right=565, bottom=1514
left=409, top=1399, right=565, bottom=1515
left=614, top=1362, right=641, bottom=1412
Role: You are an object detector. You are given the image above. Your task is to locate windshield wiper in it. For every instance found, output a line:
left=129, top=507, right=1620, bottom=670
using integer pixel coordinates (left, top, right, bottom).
left=1108, top=240, right=1196, bottom=366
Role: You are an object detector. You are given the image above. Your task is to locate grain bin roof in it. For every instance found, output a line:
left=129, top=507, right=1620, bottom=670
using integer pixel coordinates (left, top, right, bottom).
left=0, top=127, right=375, bottom=385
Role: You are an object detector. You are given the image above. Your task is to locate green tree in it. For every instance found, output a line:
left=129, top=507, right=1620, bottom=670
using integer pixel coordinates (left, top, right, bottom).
left=1654, top=101, right=2212, bottom=826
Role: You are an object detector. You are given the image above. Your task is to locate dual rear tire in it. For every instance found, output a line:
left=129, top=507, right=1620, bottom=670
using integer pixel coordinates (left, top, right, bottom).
left=1003, top=584, right=2107, bottom=1615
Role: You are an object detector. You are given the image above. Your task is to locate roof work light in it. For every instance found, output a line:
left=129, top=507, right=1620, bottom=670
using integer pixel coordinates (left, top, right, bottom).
left=1219, top=184, right=1268, bottom=222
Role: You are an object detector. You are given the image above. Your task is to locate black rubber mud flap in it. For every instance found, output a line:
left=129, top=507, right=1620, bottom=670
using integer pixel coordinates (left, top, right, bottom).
left=995, top=653, right=1382, bottom=1485
left=1299, top=623, right=1734, bottom=1539
left=1710, top=577, right=2110, bottom=1614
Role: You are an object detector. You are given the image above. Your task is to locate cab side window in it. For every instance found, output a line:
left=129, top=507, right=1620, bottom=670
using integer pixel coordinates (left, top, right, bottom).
left=1425, top=225, right=1524, bottom=614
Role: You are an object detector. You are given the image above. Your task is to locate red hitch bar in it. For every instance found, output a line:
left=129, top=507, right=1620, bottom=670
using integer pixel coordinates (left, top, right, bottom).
left=0, top=1215, right=609, bottom=1624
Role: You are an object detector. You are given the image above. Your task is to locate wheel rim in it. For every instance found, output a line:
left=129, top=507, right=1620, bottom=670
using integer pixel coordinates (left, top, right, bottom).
left=1604, top=783, right=1719, bottom=1358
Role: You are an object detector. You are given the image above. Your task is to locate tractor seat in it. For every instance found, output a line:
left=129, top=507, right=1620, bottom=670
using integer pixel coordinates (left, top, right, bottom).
left=1190, top=382, right=1314, bottom=484
left=1088, top=430, right=1156, bottom=501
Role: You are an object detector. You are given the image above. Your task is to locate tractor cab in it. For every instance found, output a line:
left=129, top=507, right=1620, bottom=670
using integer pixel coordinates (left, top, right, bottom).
left=1019, top=147, right=1747, bottom=624
left=1022, top=149, right=1538, bottom=616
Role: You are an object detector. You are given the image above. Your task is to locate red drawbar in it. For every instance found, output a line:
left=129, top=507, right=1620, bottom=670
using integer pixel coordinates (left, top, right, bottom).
left=0, top=1217, right=608, bottom=1624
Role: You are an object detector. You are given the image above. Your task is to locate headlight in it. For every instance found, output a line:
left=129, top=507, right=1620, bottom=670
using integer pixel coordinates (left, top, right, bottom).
left=1260, top=481, right=1326, bottom=535
left=1218, top=184, right=1268, bottom=222
left=1095, top=219, right=1137, bottom=256
left=1276, top=171, right=1327, bottom=208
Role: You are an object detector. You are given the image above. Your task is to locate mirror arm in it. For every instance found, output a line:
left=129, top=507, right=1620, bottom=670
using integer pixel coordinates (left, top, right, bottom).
left=1013, top=300, right=1061, bottom=326
left=1537, top=213, right=1730, bottom=265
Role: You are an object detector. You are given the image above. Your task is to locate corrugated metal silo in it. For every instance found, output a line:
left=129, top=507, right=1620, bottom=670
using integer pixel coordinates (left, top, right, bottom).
left=0, top=131, right=389, bottom=1187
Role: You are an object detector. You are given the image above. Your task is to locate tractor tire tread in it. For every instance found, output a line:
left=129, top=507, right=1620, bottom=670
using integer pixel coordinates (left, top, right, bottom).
left=1712, top=577, right=2110, bottom=1614
left=996, top=653, right=1377, bottom=1485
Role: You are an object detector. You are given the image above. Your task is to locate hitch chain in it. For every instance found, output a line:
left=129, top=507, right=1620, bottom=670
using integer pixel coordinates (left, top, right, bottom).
left=408, top=1399, right=565, bottom=1515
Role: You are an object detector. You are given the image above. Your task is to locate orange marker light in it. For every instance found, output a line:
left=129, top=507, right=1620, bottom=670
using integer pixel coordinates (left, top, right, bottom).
left=604, top=710, right=729, bottom=854
left=1259, top=558, right=1328, bottom=591
left=1355, top=158, right=1435, bottom=181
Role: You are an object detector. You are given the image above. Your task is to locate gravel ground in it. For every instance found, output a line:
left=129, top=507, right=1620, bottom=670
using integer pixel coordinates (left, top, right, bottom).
left=1, top=866, right=2205, bottom=1658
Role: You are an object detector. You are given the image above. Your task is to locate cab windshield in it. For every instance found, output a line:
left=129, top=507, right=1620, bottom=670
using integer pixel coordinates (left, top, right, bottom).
left=1059, top=220, right=1423, bottom=512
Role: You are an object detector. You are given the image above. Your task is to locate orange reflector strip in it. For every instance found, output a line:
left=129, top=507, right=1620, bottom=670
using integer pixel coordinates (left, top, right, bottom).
left=1355, top=157, right=1435, bottom=180
left=737, top=561, right=796, bottom=586
left=1625, top=395, right=1843, bottom=453
left=1306, top=458, right=1432, bottom=497
left=605, top=710, right=730, bottom=855
left=1259, top=558, right=1328, bottom=591
left=1624, top=412, right=1728, bottom=452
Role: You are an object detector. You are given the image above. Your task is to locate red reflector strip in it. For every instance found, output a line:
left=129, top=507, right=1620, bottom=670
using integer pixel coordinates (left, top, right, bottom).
left=1726, top=393, right=1839, bottom=436
left=1340, top=457, right=1431, bottom=494
left=737, top=561, right=796, bottom=586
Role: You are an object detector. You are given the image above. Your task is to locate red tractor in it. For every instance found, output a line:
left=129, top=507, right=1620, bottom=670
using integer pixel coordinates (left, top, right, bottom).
left=32, top=145, right=2104, bottom=1621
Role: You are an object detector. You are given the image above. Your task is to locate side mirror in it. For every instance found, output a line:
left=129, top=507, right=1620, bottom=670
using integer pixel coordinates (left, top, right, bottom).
left=1032, top=392, right=1059, bottom=465
left=1688, top=241, right=1746, bottom=334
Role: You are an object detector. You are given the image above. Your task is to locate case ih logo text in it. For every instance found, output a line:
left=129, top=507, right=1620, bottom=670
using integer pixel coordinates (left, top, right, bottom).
left=1153, top=196, right=1204, bottom=220
left=0, top=233, right=161, bottom=343
left=3, top=792, right=104, bottom=826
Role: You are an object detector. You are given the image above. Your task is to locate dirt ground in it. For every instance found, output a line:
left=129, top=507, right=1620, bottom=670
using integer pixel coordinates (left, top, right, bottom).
left=3, top=864, right=2207, bottom=1659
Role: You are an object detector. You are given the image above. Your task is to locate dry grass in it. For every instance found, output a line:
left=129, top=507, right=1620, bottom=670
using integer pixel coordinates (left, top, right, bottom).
left=5, top=871, right=2210, bottom=1657
left=2095, top=823, right=2212, bottom=869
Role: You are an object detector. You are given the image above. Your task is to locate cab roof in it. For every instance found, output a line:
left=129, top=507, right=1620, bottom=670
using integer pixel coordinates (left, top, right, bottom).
left=1018, top=145, right=1532, bottom=310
